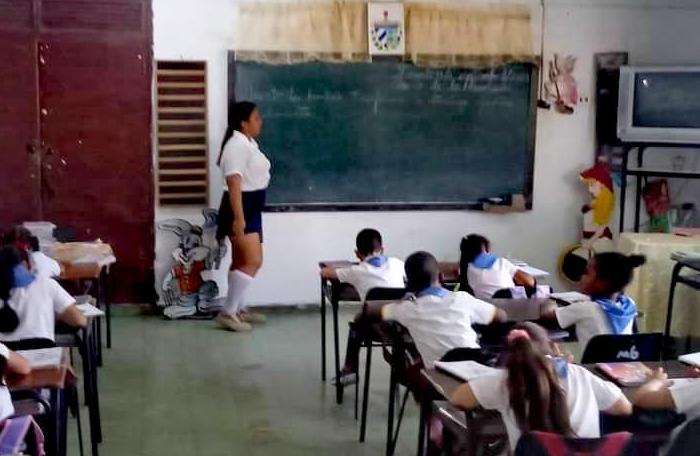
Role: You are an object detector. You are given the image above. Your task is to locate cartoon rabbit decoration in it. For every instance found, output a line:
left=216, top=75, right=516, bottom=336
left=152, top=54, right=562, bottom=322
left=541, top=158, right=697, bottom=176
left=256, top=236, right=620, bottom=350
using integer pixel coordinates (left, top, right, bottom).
left=157, top=211, right=227, bottom=319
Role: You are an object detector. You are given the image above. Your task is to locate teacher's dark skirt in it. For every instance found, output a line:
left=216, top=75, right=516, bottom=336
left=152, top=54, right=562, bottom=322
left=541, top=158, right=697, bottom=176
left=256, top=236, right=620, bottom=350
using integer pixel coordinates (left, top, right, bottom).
left=216, top=189, right=266, bottom=242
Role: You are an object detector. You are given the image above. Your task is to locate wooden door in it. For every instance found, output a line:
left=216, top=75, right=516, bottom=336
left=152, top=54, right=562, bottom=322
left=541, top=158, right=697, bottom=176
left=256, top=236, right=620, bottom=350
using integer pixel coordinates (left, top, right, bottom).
left=38, top=34, right=154, bottom=301
left=0, top=1, right=41, bottom=226
left=37, top=0, right=154, bottom=302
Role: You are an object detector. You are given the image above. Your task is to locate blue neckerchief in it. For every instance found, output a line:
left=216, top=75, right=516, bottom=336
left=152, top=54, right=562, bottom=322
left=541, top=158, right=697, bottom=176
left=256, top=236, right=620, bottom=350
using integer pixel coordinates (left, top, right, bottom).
left=593, top=294, right=637, bottom=334
left=471, top=252, right=498, bottom=269
left=13, top=264, right=36, bottom=288
left=417, top=286, right=450, bottom=298
left=365, top=255, right=388, bottom=268
left=548, top=356, right=569, bottom=379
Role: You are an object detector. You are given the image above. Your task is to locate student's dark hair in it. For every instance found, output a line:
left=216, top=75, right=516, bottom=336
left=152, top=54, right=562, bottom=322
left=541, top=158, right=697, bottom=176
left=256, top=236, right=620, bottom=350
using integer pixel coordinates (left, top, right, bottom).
left=503, top=322, right=574, bottom=437
left=593, top=252, right=646, bottom=294
left=2, top=226, right=32, bottom=249
left=355, top=228, right=383, bottom=257
left=405, top=251, right=439, bottom=293
left=458, top=234, right=490, bottom=291
left=29, top=236, right=40, bottom=252
left=217, top=101, right=258, bottom=166
left=0, top=246, right=22, bottom=332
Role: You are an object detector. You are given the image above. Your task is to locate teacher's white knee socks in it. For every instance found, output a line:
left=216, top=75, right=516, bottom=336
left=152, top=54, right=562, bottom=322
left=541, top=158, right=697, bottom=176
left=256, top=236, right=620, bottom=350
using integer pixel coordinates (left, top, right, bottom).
left=221, top=270, right=254, bottom=316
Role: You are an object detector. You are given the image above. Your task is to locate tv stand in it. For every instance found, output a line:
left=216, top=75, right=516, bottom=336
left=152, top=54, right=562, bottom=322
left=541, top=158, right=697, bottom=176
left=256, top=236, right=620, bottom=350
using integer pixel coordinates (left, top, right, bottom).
left=618, top=142, right=700, bottom=232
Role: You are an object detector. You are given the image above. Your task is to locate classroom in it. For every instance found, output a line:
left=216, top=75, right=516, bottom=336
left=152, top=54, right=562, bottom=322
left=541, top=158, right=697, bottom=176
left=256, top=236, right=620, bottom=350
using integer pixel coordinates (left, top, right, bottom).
left=1, top=0, right=700, bottom=454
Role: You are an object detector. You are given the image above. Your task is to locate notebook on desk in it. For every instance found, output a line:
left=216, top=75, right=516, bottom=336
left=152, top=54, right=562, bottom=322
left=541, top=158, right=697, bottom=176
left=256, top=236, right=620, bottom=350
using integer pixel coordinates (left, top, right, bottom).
left=434, top=360, right=501, bottom=382
left=17, top=347, right=63, bottom=368
left=596, top=362, right=652, bottom=387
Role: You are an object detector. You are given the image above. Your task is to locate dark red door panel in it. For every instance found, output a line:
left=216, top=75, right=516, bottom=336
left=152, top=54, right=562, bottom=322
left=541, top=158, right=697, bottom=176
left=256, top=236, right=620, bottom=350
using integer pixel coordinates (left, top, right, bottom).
left=0, top=30, right=41, bottom=226
left=38, top=34, right=154, bottom=301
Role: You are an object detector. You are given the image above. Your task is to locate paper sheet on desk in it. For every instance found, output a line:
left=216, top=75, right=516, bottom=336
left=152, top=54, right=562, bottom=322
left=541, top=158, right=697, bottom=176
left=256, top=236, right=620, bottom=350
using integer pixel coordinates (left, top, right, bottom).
left=551, top=292, right=590, bottom=303
left=17, top=347, right=63, bottom=368
left=77, top=303, right=105, bottom=318
left=434, top=360, right=501, bottom=382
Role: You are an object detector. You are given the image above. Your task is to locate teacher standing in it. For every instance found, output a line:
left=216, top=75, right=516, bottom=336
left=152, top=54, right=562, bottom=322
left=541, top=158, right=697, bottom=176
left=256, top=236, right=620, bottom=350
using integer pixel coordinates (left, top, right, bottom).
left=215, top=101, right=270, bottom=332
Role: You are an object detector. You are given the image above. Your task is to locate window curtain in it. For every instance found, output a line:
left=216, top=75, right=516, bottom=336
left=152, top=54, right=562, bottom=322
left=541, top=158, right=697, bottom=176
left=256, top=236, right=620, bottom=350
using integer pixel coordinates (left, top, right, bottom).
left=233, top=1, right=534, bottom=66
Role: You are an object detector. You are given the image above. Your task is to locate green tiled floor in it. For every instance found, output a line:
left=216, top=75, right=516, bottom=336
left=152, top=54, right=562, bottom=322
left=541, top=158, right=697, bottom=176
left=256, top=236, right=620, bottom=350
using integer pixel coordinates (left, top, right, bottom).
left=83, top=306, right=420, bottom=455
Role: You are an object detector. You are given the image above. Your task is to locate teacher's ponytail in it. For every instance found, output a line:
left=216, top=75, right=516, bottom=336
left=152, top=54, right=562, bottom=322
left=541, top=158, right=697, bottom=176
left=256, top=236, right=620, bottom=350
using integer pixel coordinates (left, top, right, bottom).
left=217, top=101, right=258, bottom=166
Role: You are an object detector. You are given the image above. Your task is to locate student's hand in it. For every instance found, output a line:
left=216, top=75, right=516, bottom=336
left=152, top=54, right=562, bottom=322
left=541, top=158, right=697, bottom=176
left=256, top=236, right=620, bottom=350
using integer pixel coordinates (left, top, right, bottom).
left=647, top=368, right=671, bottom=386
left=232, top=219, right=246, bottom=238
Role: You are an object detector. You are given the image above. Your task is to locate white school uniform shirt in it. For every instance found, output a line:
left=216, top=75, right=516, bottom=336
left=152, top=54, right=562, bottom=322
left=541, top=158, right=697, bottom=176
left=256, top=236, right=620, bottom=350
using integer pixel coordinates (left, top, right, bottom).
left=469, top=363, right=625, bottom=450
left=335, top=257, right=405, bottom=302
left=467, top=257, right=518, bottom=300
left=382, top=291, right=497, bottom=367
left=220, top=130, right=271, bottom=192
left=670, top=380, right=700, bottom=418
left=555, top=300, right=634, bottom=353
left=0, top=276, right=75, bottom=342
left=0, top=343, right=14, bottom=421
left=31, top=251, right=61, bottom=278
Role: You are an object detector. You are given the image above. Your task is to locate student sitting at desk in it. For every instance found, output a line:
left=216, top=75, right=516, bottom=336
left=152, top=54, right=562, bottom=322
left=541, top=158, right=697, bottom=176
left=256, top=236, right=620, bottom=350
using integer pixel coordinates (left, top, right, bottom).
left=450, top=322, right=632, bottom=451
left=377, top=251, right=506, bottom=368
left=547, top=252, right=645, bottom=351
left=3, top=227, right=61, bottom=278
left=320, top=228, right=405, bottom=302
left=459, top=234, right=536, bottom=300
left=321, top=228, right=405, bottom=385
left=0, top=246, right=86, bottom=350
left=0, top=342, right=31, bottom=420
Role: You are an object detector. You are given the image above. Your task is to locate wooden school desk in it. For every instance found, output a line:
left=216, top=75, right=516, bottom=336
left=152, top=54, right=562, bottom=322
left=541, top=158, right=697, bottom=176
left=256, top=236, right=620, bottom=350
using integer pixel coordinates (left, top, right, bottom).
left=422, top=360, right=698, bottom=455
left=56, top=303, right=105, bottom=456
left=54, top=242, right=116, bottom=351
left=8, top=348, right=73, bottom=456
left=318, top=260, right=461, bottom=405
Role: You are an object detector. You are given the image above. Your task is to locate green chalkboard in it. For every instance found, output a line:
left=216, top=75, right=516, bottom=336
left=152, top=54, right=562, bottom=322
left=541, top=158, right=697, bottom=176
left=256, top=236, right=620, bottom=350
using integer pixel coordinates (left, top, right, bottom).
left=228, top=56, right=537, bottom=210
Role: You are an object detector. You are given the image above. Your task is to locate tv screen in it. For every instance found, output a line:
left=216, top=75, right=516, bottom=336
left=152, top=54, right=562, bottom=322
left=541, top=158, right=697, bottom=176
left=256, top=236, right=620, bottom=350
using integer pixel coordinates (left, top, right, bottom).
left=633, top=72, right=700, bottom=129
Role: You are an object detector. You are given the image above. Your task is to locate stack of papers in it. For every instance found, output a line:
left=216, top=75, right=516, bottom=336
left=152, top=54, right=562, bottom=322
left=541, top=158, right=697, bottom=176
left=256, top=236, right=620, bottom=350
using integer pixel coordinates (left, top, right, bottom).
left=17, top=347, right=63, bottom=368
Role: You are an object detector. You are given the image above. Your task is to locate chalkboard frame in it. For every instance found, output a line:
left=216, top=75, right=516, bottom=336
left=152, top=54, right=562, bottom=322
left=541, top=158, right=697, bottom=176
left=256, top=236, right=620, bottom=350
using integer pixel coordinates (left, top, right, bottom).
left=226, top=51, right=538, bottom=212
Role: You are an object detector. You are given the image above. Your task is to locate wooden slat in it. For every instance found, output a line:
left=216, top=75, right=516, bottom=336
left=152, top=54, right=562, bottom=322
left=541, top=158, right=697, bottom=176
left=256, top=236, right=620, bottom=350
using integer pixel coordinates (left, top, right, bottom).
left=158, top=132, right=206, bottom=139
left=159, top=180, right=207, bottom=187
left=158, top=169, right=207, bottom=176
left=158, top=107, right=205, bottom=114
left=158, top=119, right=206, bottom=126
left=158, top=144, right=206, bottom=151
left=158, top=82, right=205, bottom=88
left=156, top=69, right=205, bottom=77
left=160, top=192, right=208, bottom=199
left=159, top=157, right=207, bottom=163
left=158, top=94, right=206, bottom=101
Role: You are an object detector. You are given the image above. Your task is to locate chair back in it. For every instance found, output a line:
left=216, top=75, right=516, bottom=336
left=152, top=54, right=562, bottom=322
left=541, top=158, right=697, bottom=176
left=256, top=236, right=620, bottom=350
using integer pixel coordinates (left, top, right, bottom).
left=362, top=287, right=406, bottom=316
left=514, top=431, right=634, bottom=456
left=667, top=416, right=700, bottom=456
left=580, top=333, right=663, bottom=364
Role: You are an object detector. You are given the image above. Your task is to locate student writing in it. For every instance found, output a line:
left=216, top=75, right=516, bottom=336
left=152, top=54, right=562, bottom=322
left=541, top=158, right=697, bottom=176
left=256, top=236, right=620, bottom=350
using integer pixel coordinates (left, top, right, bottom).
left=321, top=229, right=404, bottom=385
left=0, top=246, right=87, bottom=350
left=459, top=234, right=535, bottom=300
left=450, top=322, right=632, bottom=450
left=547, top=252, right=645, bottom=351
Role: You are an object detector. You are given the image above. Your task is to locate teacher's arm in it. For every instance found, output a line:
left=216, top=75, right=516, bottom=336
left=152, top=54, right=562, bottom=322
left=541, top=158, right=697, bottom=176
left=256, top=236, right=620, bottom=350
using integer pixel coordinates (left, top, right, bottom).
left=226, top=174, right=246, bottom=238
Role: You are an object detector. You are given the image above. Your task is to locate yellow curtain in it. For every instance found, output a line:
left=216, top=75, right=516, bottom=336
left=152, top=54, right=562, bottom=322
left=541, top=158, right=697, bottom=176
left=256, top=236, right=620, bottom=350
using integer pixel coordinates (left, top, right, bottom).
left=405, top=3, right=534, bottom=65
left=234, top=2, right=368, bottom=62
left=233, top=2, right=534, bottom=66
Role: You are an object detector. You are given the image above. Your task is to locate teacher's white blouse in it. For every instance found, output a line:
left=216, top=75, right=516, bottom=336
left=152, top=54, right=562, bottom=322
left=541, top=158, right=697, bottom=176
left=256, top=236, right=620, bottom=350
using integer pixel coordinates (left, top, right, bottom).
left=220, top=131, right=271, bottom=192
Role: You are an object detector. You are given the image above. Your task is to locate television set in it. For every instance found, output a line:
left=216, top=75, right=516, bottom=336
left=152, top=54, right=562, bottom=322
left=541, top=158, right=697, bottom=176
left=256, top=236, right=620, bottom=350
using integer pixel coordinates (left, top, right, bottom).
left=617, top=66, right=700, bottom=144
